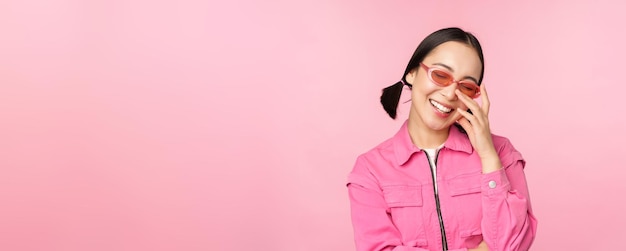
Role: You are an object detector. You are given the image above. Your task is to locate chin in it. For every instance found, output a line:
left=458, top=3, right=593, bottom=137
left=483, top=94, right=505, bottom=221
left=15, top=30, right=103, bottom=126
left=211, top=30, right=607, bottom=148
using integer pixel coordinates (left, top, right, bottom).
left=425, top=120, right=453, bottom=131
left=423, top=111, right=457, bottom=131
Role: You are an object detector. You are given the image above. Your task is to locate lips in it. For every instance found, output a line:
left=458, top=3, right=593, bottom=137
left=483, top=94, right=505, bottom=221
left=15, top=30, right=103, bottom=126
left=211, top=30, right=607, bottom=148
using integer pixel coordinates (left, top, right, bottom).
left=430, top=99, right=452, bottom=113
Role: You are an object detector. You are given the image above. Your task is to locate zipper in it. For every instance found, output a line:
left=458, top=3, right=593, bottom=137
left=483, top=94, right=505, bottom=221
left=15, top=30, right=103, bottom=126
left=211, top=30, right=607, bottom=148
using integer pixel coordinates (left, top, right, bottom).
left=424, top=149, right=448, bottom=251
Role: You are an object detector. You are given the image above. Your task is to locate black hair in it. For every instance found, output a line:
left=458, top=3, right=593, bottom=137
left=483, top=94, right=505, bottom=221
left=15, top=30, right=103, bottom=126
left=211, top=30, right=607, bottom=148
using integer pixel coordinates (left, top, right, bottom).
left=380, top=27, right=485, bottom=119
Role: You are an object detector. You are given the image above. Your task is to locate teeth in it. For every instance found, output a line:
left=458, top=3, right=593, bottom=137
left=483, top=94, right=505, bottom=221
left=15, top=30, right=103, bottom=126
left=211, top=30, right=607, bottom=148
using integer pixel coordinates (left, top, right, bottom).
left=430, top=100, right=452, bottom=113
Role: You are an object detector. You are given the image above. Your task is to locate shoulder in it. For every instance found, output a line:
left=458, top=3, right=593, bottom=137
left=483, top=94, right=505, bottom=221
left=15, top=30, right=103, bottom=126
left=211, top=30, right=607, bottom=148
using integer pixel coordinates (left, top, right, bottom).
left=491, top=133, right=526, bottom=169
left=354, top=137, right=395, bottom=170
left=348, top=137, right=396, bottom=188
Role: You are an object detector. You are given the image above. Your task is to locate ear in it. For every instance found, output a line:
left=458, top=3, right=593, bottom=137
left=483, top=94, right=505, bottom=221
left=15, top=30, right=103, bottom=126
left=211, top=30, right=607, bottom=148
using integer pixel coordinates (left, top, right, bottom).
left=404, top=69, right=418, bottom=85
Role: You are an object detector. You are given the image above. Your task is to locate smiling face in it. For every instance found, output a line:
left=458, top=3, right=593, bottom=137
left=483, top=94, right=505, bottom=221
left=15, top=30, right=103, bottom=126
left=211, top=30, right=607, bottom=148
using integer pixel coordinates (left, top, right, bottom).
left=405, top=41, right=483, bottom=132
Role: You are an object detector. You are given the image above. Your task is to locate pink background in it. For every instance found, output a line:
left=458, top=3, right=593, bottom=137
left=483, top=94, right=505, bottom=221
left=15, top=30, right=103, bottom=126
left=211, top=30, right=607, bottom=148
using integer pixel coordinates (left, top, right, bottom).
left=1, top=1, right=625, bottom=250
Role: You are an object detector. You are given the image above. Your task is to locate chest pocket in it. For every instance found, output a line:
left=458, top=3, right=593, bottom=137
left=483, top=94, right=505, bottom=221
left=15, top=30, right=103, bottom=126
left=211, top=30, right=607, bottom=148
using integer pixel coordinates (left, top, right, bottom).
left=381, top=185, right=427, bottom=247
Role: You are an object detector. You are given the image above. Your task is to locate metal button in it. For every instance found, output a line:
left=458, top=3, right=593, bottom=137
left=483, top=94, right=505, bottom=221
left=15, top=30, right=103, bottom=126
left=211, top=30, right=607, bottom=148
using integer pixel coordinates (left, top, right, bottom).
left=488, top=180, right=497, bottom=189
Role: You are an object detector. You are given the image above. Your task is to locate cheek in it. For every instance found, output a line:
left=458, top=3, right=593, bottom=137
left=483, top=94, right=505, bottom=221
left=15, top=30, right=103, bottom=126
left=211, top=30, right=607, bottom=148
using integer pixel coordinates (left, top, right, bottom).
left=410, top=85, right=425, bottom=100
left=411, top=81, right=436, bottom=100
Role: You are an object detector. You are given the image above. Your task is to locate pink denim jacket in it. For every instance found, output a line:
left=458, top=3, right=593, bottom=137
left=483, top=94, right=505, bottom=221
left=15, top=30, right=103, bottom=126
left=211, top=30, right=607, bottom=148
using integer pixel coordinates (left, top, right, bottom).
left=347, top=121, right=537, bottom=251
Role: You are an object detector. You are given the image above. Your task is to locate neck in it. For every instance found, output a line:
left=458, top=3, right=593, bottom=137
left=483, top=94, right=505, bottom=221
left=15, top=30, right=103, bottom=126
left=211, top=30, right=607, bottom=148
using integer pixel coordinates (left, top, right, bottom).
left=407, top=112, right=450, bottom=149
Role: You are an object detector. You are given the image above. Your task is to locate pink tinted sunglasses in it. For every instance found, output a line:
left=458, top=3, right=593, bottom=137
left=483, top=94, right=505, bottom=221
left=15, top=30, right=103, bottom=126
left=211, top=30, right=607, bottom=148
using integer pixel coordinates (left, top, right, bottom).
left=419, top=63, right=481, bottom=98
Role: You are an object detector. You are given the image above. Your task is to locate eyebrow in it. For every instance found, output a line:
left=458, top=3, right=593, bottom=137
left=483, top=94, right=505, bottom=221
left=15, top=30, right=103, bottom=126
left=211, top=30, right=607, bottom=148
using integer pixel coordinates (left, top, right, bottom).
left=432, top=63, right=479, bottom=83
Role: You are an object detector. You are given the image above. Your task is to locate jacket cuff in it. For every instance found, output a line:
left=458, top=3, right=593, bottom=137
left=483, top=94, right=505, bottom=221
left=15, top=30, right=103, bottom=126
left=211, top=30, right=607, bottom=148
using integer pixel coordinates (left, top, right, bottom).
left=481, top=168, right=510, bottom=196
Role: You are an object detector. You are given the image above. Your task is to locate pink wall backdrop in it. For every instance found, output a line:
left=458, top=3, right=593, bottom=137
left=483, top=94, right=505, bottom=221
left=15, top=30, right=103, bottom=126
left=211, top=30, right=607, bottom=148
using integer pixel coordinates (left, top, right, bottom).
left=1, top=1, right=625, bottom=250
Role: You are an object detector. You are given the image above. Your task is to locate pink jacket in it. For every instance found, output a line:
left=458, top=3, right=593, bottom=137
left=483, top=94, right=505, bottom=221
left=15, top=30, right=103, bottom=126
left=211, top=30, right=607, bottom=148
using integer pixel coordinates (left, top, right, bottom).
left=347, top=121, right=537, bottom=251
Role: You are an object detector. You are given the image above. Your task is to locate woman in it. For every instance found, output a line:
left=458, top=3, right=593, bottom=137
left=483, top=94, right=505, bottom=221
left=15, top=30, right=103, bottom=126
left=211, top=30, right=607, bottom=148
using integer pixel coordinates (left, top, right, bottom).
left=347, top=27, right=537, bottom=251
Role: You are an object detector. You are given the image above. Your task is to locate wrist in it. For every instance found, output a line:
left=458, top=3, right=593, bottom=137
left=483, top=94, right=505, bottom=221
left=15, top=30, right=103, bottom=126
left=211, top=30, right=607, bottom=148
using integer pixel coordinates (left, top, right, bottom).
left=480, top=154, right=502, bottom=173
left=479, top=150, right=499, bottom=162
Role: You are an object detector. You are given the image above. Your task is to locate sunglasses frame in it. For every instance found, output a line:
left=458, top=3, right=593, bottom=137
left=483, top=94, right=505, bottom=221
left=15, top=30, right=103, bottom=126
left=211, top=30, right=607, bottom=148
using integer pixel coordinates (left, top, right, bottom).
left=419, top=63, right=481, bottom=99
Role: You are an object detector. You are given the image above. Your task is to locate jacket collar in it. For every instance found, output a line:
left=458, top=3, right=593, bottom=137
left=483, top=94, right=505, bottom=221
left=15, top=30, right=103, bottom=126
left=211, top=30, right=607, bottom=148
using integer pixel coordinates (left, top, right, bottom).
left=393, top=120, right=474, bottom=166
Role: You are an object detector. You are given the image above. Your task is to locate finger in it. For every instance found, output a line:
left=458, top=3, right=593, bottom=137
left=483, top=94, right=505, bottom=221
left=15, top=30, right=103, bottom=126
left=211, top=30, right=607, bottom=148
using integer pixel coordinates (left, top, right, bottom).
left=456, top=89, right=482, bottom=113
left=456, top=117, right=475, bottom=139
left=456, top=90, right=486, bottom=124
left=456, top=117, right=472, bottom=130
left=456, top=107, right=479, bottom=126
left=480, top=84, right=490, bottom=115
left=450, top=110, right=464, bottom=122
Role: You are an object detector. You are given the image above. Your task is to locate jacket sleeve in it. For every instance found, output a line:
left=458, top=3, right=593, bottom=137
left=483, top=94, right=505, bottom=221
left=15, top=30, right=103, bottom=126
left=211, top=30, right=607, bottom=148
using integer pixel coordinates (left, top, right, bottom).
left=480, top=141, right=538, bottom=251
left=348, top=157, right=470, bottom=251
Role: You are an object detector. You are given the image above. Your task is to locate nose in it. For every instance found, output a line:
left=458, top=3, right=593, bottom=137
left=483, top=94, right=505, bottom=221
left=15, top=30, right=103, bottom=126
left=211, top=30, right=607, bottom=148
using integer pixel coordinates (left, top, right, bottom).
left=440, top=82, right=458, bottom=100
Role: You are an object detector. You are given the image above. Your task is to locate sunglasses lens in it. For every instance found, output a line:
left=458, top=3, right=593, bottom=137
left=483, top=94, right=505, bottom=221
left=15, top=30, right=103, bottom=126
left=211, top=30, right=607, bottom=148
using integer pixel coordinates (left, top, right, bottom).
left=459, top=82, right=479, bottom=97
left=427, top=66, right=480, bottom=98
left=430, top=69, right=453, bottom=86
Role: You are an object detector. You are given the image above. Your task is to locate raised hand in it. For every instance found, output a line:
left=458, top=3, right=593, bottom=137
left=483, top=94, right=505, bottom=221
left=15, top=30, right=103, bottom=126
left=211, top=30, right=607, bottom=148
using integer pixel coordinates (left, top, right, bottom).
left=455, top=84, right=502, bottom=173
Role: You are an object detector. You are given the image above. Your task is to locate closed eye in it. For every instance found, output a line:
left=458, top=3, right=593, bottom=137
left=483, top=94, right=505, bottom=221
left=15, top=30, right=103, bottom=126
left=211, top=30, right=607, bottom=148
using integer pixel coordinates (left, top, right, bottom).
left=459, top=82, right=477, bottom=91
left=432, top=70, right=452, bottom=81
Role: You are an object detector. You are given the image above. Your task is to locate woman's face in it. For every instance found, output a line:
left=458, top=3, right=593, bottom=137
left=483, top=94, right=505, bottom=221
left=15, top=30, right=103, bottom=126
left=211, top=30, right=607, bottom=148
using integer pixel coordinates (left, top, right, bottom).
left=405, top=41, right=483, bottom=132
